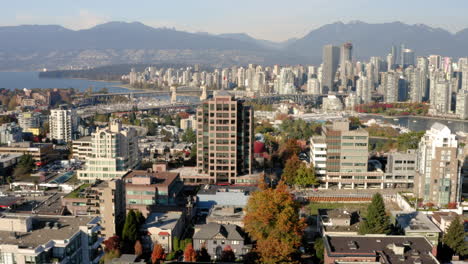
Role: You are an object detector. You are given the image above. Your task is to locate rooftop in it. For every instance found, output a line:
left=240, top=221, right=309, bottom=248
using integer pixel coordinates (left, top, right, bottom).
left=124, top=170, right=180, bottom=187
left=142, top=211, right=182, bottom=231
left=0, top=215, right=97, bottom=249
left=0, top=153, right=23, bottom=163
left=393, top=211, right=441, bottom=233
left=193, top=223, right=244, bottom=241
left=197, top=185, right=257, bottom=195
left=324, top=235, right=438, bottom=264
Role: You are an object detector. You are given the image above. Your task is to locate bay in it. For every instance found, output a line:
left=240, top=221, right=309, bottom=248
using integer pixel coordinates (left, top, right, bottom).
left=361, top=114, right=468, bottom=133
left=0, top=71, right=134, bottom=93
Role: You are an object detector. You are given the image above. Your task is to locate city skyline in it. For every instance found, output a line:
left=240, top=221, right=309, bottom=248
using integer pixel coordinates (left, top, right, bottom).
left=2, top=0, right=468, bottom=41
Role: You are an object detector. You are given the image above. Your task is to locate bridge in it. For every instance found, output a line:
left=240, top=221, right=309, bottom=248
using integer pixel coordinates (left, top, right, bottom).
left=247, top=94, right=323, bottom=105
left=86, top=85, right=212, bottom=103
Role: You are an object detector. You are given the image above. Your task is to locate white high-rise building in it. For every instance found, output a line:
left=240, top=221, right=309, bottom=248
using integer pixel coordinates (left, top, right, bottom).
left=415, top=123, right=459, bottom=206
left=49, top=108, right=78, bottom=143
left=356, top=74, right=371, bottom=104
left=430, top=74, right=452, bottom=114
left=77, top=120, right=139, bottom=182
left=306, top=77, right=321, bottom=95
left=384, top=72, right=398, bottom=103
left=408, top=68, right=425, bottom=103
left=456, top=90, right=468, bottom=119
left=279, top=68, right=295, bottom=94
left=461, top=64, right=468, bottom=91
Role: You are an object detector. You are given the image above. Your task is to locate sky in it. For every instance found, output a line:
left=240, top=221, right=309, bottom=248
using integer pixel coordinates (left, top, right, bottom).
left=2, top=0, right=468, bottom=42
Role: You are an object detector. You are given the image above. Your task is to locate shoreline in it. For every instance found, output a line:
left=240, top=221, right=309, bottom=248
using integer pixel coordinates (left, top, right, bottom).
left=360, top=113, right=468, bottom=123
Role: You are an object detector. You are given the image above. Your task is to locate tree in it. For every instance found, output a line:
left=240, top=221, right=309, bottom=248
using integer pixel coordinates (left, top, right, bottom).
left=196, top=246, right=211, bottom=262
left=183, top=243, right=197, bottom=262
left=151, top=244, right=165, bottom=264
left=103, top=236, right=121, bottom=252
left=134, top=210, right=146, bottom=228
left=220, top=245, right=236, bottom=262
left=294, top=164, right=318, bottom=188
left=244, top=182, right=305, bottom=264
left=13, top=154, right=35, bottom=179
left=396, top=131, right=424, bottom=151
left=173, top=236, right=180, bottom=252
left=100, top=249, right=121, bottom=264
left=182, top=127, right=196, bottom=143
left=279, top=139, right=301, bottom=161
left=122, top=210, right=138, bottom=251
left=314, top=237, right=324, bottom=263
left=281, top=155, right=302, bottom=185
left=443, top=215, right=468, bottom=258
left=134, top=240, right=143, bottom=257
left=359, top=193, right=391, bottom=235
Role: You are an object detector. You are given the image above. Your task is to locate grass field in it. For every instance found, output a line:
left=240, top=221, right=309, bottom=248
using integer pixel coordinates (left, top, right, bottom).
left=308, top=202, right=370, bottom=216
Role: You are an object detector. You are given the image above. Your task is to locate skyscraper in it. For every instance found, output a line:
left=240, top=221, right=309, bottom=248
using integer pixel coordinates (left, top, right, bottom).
left=340, top=42, right=352, bottom=68
left=196, top=92, right=253, bottom=184
left=49, top=108, right=78, bottom=143
left=402, top=49, right=415, bottom=68
left=77, top=120, right=140, bottom=182
left=322, top=45, right=340, bottom=94
left=415, top=123, right=459, bottom=206
left=384, top=72, right=398, bottom=103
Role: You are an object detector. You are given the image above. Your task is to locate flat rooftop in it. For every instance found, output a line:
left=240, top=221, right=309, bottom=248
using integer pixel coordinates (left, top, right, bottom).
left=0, top=153, right=22, bottom=162
left=325, top=235, right=438, bottom=264
left=393, top=211, right=441, bottom=233
left=0, top=215, right=95, bottom=249
left=197, top=185, right=257, bottom=195
left=124, top=170, right=180, bottom=187
left=142, top=211, right=182, bottom=231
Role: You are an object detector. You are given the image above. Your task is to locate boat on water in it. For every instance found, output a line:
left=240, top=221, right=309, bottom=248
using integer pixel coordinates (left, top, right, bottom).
left=393, top=118, right=399, bottom=121
left=413, top=120, right=417, bottom=123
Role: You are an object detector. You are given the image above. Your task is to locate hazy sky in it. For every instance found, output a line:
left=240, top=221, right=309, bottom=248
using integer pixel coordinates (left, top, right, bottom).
left=2, top=0, right=468, bottom=41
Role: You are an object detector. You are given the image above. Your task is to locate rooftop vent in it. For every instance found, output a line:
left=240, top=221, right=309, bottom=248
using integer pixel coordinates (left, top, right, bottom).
left=347, top=241, right=358, bottom=250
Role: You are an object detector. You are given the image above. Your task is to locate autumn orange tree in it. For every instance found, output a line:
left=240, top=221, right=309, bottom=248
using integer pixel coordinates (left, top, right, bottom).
left=279, top=138, right=301, bottom=161
left=281, top=154, right=302, bottom=185
left=183, top=243, right=197, bottom=262
left=151, top=244, right=165, bottom=264
left=244, top=181, right=305, bottom=264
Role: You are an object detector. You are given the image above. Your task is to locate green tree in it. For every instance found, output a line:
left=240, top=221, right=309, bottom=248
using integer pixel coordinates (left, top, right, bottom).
left=13, top=154, right=35, bottom=178
left=314, top=237, right=324, bottom=263
left=122, top=210, right=138, bottom=251
left=443, top=215, right=468, bottom=258
left=396, top=131, right=425, bottom=151
left=99, top=249, right=120, bottom=264
left=359, top=193, right=391, bottom=235
left=173, top=236, right=180, bottom=252
left=294, top=165, right=318, bottom=188
left=164, top=115, right=174, bottom=126
left=182, top=127, right=196, bottom=143
left=244, top=181, right=305, bottom=264
left=281, top=155, right=302, bottom=185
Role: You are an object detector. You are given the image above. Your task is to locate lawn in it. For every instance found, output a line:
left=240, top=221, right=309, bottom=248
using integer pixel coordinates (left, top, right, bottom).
left=308, top=202, right=370, bottom=216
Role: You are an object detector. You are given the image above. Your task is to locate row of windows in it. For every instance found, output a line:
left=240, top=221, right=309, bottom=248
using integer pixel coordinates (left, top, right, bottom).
left=127, top=190, right=156, bottom=196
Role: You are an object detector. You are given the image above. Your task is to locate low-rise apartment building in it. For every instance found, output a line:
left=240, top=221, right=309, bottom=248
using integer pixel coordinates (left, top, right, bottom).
left=123, top=169, right=183, bottom=216
left=385, top=150, right=417, bottom=188
left=0, top=142, right=58, bottom=165
left=0, top=214, right=102, bottom=264
left=392, top=211, right=441, bottom=246
left=72, top=136, right=92, bottom=161
left=310, top=120, right=386, bottom=189
left=324, top=235, right=439, bottom=264
left=62, top=179, right=126, bottom=238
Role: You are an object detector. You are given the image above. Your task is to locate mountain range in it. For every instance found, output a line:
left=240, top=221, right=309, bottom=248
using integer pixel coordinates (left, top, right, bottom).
left=0, top=21, right=467, bottom=71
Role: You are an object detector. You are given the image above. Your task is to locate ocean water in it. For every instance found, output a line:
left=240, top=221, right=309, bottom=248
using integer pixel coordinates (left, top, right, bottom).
left=0, top=71, right=133, bottom=93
